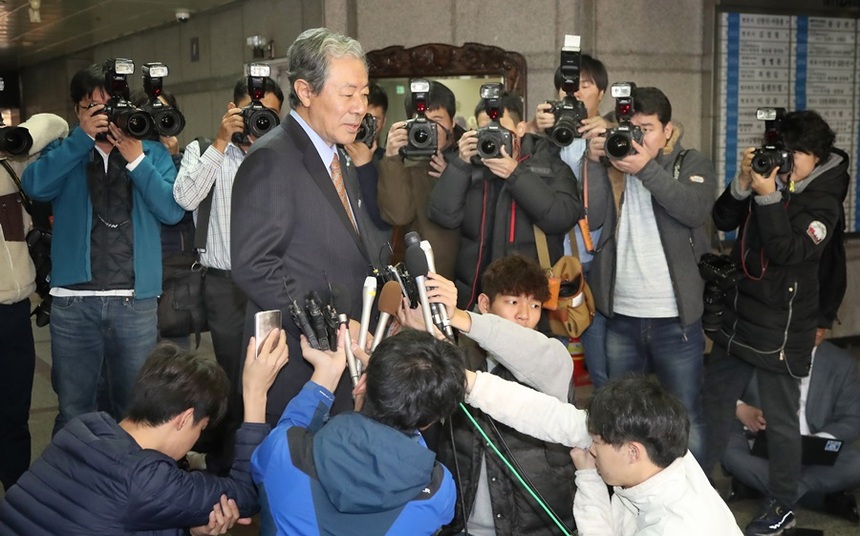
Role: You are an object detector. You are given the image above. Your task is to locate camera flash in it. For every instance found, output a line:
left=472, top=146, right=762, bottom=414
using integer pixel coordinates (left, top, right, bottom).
left=249, top=63, right=271, bottom=77
left=145, top=64, right=169, bottom=78
left=610, top=82, right=633, bottom=99
left=114, top=59, right=135, bottom=75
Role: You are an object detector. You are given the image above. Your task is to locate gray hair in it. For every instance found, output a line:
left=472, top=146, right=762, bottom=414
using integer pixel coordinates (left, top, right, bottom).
left=287, top=27, right=367, bottom=108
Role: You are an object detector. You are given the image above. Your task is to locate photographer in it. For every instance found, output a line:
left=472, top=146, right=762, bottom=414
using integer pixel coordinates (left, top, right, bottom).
left=173, top=75, right=283, bottom=472
left=428, top=91, right=580, bottom=311
left=20, top=61, right=184, bottom=436
left=378, top=81, right=462, bottom=278
left=584, top=86, right=715, bottom=466
left=702, top=110, right=850, bottom=536
left=345, top=82, right=390, bottom=231
left=0, top=113, right=68, bottom=491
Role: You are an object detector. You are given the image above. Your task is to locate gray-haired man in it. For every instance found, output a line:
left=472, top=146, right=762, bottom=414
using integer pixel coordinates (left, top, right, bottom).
left=231, top=27, right=389, bottom=424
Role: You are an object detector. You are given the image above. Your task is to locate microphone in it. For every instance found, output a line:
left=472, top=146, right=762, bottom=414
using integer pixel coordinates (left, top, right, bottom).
left=418, top=239, right=454, bottom=339
left=338, top=312, right=360, bottom=388
left=372, top=281, right=403, bottom=351
left=357, top=276, right=377, bottom=352
left=404, top=244, right=435, bottom=334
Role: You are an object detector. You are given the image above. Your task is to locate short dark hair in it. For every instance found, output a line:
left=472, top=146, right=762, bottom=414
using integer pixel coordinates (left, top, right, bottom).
left=779, top=110, right=835, bottom=162
left=481, top=254, right=549, bottom=303
left=70, top=63, right=107, bottom=104
left=553, top=54, right=608, bottom=93
left=367, top=82, right=388, bottom=114
left=474, top=91, right=523, bottom=125
left=129, top=88, right=180, bottom=111
left=404, top=80, right=455, bottom=120
left=361, top=330, right=466, bottom=432
left=632, top=87, right=672, bottom=125
left=233, top=76, right=285, bottom=107
left=124, top=343, right=229, bottom=427
left=586, top=375, right=689, bottom=468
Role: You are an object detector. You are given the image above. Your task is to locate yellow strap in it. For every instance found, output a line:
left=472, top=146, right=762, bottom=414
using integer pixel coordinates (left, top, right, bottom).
left=533, top=225, right=552, bottom=271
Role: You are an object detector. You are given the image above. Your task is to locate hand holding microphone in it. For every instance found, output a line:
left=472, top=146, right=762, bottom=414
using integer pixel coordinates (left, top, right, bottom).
left=403, top=231, right=455, bottom=341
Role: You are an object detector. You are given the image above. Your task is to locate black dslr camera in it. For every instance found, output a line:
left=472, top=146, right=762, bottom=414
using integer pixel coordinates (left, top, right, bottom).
left=400, top=79, right=438, bottom=159
left=545, top=35, right=588, bottom=147
left=751, top=107, right=791, bottom=175
left=232, top=63, right=281, bottom=145
left=0, top=116, right=32, bottom=156
left=474, top=83, right=513, bottom=163
left=95, top=58, right=154, bottom=141
left=603, top=82, right=643, bottom=161
left=141, top=63, right=186, bottom=137
left=698, top=253, right=742, bottom=332
left=355, top=113, right=377, bottom=147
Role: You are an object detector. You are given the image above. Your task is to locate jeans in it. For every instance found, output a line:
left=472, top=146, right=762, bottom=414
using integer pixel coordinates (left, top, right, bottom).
left=703, top=344, right=801, bottom=506
left=580, top=310, right=608, bottom=389
left=50, top=295, right=157, bottom=435
left=0, top=299, right=35, bottom=490
left=605, top=314, right=705, bottom=464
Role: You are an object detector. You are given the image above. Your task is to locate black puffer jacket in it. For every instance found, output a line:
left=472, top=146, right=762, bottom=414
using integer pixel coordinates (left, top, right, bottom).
left=428, top=134, right=581, bottom=309
left=709, top=148, right=850, bottom=375
left=437, top=342, right=575, bottom=536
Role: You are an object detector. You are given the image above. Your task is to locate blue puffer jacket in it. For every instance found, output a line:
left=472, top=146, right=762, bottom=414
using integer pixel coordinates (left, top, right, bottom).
left=252, top=382, right=457, bottom=536
left=21, top=127, right=183, bottom=298
left=0, top=412, right=270, bottom=535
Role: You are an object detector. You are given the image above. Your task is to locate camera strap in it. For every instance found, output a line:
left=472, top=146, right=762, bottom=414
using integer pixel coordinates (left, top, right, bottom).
left=192, top=137, right=215, bottom=251
left=1, top=159, right=33, bottom=216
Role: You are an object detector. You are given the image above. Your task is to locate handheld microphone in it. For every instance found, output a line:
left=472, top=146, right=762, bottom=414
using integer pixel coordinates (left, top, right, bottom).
left=372, top=281, right=403, bottom=351
left=338, top=312, right=360, bottom=388
left=305, top=292, right=330, bottom=351
left=357, top=276, right=377, bottom=352
left=404, top=243, right=436, bottom=334
left=418, top=239, right=454, bottom=339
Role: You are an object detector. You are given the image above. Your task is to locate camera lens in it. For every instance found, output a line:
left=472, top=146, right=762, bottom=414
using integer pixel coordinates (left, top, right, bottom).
left=118, top=109, right=153, bottom=139
left=412, top=128, right=429, bottom=145
left=154, top=109, right=186, bottom=138
left=357, top=124, right=368, bottom=139
left=605, top=132, right=632, bottom=159
left=248, top=108, right=280, bottom=138
left=551, top=126, right=574, bottom=147
left=0, top=126, right=34, bottom=156
left=480, top=138, right=498, bottom=157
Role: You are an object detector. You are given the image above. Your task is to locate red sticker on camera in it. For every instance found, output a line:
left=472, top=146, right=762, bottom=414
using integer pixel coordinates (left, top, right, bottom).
left=806, top=221, right=827, bottom=245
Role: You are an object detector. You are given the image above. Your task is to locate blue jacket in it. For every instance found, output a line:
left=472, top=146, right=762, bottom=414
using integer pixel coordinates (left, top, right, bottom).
left=0, top=412, right=270, bottom=535
left=21, top=127, right=183, bottom=298
left=252, top=382, right=456, bottom=535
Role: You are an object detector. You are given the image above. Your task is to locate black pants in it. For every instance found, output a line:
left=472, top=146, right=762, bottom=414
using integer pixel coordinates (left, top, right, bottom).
left=197, top=270, right=247, bottom=473
left=703, top=344, right=801, bottom=506
left=0, top=299, right=35, bottom=490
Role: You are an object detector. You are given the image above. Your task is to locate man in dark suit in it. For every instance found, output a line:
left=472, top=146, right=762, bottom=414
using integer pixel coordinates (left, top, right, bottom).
left=722, top=329, right=860, bottom=522
left=231, top=27, right=388, bottom=424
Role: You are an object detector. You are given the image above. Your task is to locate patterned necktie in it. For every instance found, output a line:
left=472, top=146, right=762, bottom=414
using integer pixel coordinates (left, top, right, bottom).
left=330, top=153, right=358, bottom=232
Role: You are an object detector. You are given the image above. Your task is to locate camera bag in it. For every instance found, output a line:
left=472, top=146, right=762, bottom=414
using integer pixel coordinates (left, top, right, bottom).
left=157, top=137, right=213, bottom=346
left=534, top=225, right=595, bottom=338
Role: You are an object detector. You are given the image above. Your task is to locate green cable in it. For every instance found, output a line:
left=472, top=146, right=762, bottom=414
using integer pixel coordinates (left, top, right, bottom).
left=458, top=402, right=573, bottom=536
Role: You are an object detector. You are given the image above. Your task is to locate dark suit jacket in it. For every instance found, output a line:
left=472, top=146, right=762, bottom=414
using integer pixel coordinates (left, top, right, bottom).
left=231, top=114, right=389, bottom=423
left=742, top=341, right=860, bottom=442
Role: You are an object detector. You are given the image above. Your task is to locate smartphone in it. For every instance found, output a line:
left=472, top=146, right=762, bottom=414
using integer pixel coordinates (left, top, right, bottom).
left=254, top=310, right=282, bottom=358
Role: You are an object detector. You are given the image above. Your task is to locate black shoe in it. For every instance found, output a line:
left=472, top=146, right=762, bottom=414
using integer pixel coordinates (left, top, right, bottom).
left=727, top=477, right=763, bottom=502
left=823, top=491, right=860, bottom=523
left=745, top=497, right=795, bottom=536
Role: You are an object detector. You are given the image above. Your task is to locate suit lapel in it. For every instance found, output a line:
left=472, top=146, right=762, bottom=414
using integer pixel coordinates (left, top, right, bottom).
left=287, top=117, right=367, bottom=257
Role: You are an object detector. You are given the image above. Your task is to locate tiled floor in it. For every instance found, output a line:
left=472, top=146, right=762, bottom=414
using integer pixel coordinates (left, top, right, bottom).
left=5, top=316, right=860, bottom=535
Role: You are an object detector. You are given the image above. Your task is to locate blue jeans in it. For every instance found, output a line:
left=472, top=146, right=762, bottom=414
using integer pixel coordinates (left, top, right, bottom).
left=50, top=295, right=157, bottom=435
left=605, top=314, right=705, bottom=465
left=580, top=310, right=608, bottom=389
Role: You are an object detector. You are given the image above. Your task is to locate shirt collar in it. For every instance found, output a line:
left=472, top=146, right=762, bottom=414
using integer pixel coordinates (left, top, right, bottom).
left=291, top=109, right=337, bottom=176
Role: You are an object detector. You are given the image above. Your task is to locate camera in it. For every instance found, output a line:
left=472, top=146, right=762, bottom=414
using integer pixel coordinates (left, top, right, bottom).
left=0, top=117, right=32, bottom=156
left=603, top=82, right=644, bottom=161
left=545, top=35, right=588, bottom=147
left=698, top=253, right=741, bottom=332
left=25, top=228, right=53, bottom=327
left=474, top=83, right=513, bottom=162
left=141, top=63, right=186, bottom=138
left=96, top=58, right=154, bottom=141
left=751, top=107, right=792, bottom=175
left=232, top=63, right=281, bottom=145
left=400, top=79, right=438, bottom=159
left=355, top=113, right=377, bottom=147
